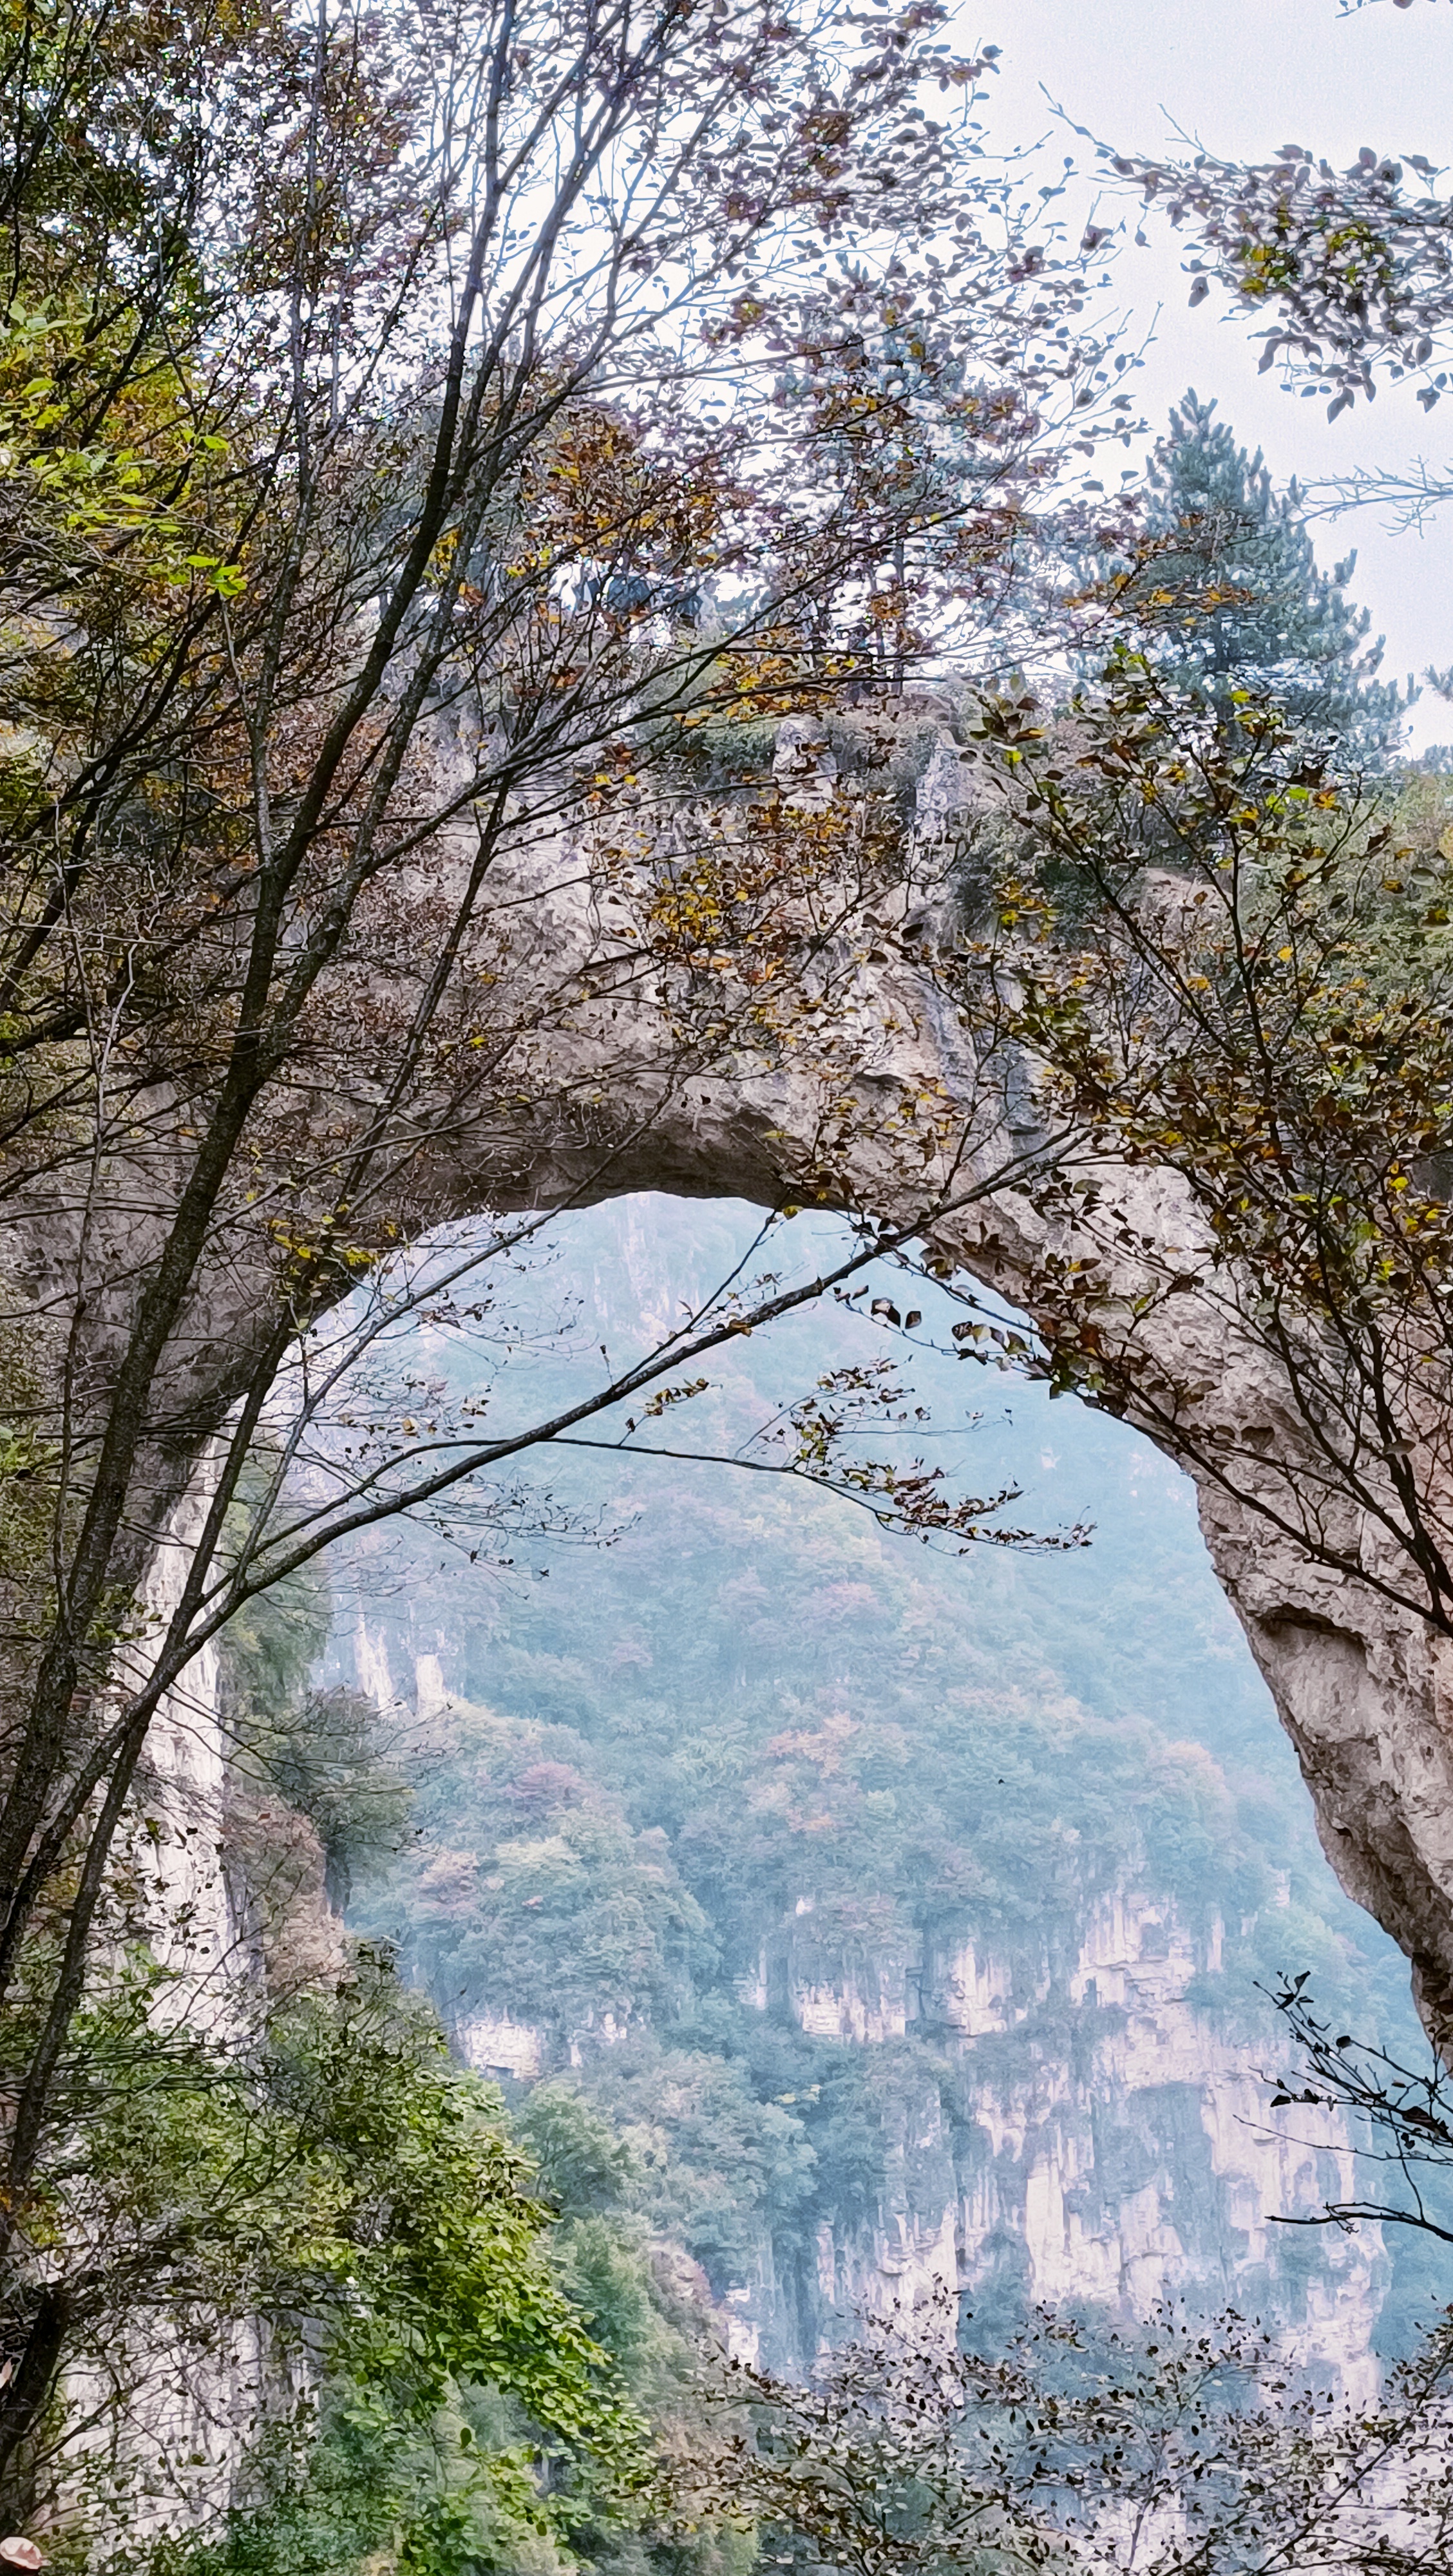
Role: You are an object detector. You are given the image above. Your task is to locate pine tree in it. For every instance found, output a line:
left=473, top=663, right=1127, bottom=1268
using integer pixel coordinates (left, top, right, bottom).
left=1092, top=391, right=1409, bottom=766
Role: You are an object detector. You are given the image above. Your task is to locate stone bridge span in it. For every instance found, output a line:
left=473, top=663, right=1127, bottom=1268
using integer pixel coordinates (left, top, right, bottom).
left=12, top=730, right=1453, bottom=2036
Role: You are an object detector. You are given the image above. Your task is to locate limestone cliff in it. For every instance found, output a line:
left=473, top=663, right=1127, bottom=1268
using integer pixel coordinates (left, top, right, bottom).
left=455, top=1864, right=1385, bottom=2392
left=772, top=1894, right=1380, bottom=2396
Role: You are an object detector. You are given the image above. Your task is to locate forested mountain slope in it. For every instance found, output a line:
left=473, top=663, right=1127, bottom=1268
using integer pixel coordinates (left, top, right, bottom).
left=320, top=1198, right=1452, bottom=2380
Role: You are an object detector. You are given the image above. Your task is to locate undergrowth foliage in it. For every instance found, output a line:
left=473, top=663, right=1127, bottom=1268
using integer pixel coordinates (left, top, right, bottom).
left=678, top=2291, right=1453, bottom=2576
left=23, top=1960, right=649, bottom=2573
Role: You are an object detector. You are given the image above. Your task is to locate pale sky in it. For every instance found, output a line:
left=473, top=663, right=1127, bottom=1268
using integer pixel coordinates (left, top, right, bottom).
left=968, top=0, right=1453, bottom=747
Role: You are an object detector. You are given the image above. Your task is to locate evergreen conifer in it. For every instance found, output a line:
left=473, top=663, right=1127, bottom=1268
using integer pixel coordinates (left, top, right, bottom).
left=1092, top=391, right=1409, bottom=765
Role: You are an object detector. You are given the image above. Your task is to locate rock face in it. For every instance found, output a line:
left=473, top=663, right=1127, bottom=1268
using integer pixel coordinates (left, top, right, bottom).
left=64, top=1484, right=283, bottom=2532
left=751, top=1893, right=1382, bottom=2400
left=1196, top=1501, right=1453, bottom=2051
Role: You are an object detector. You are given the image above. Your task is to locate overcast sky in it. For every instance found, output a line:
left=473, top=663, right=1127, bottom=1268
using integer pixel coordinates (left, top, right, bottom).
left=965, top=0, right=1453, bottom=746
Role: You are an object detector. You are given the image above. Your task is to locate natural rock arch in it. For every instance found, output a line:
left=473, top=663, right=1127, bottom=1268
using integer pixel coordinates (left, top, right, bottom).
left=14, top=738, right=1453, bottom=2038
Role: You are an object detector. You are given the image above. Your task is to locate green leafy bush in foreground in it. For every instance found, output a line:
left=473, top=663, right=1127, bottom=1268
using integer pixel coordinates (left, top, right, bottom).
left=26, top=1959, right=650, bottom=2576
